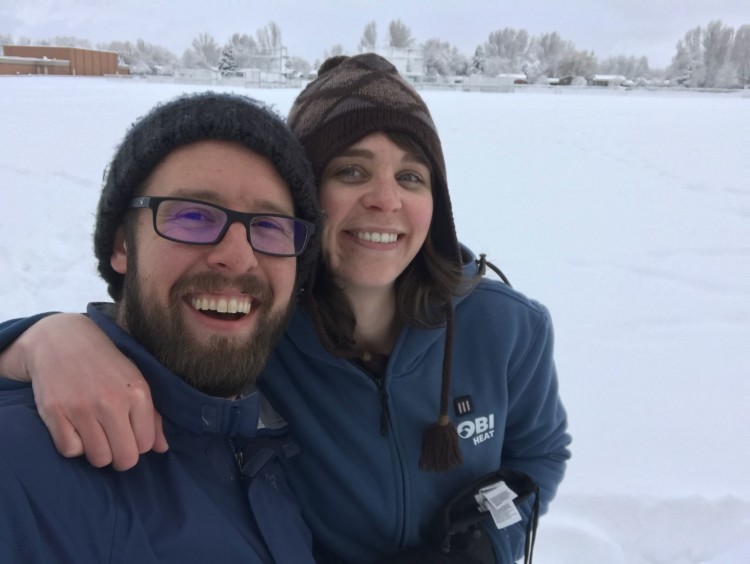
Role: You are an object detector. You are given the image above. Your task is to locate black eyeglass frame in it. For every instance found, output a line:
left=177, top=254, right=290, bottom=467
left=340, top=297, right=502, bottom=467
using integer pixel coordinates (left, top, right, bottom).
left=128, top=196, right=315, bottom=258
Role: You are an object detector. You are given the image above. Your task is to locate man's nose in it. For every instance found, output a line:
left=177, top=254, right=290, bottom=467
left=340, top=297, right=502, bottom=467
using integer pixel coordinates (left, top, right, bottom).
left=205, top=221, right=259, bottom=272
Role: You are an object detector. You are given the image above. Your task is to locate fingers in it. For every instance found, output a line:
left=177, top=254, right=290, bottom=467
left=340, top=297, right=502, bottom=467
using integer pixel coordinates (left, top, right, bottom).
left=22, top=313, right=168, bottom=471
left=151, top=411, right=170, bottom=454
left=43, top=413, right=85, bottom=459
left=80, top=378, right=164, bottom=471
left=76, top=412, right=122, bottom=469
left=40, top=384, right=167, bottom=471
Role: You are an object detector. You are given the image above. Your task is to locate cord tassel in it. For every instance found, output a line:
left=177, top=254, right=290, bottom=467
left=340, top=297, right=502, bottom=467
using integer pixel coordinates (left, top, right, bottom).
left=419, top=305, right=463, bottom=472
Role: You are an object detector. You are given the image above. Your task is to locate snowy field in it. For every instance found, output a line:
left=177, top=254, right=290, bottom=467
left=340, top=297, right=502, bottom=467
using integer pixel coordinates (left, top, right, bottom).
left=1, top=76, right=749, bottom=562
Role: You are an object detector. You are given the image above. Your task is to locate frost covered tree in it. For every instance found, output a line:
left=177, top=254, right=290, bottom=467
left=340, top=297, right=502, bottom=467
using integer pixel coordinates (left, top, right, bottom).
left=256, top=22, right=282, bottom=52
left=288, top=56, right=311, bottom=76
left=471, top=45, right=486, bottom=73
left=484, top=28, right=532, bottom=73
left=130, top=60, right=151, bottom=75
left=225, top=33, right=257, bottom=68
left=99, top=39, right=179, bottom=74
left=283, top=57, right=295, bottom=77
left=135, top=39, right=179, bottom=73
left=252, top=22, right=284, bottom=71
left=184, top=32, right=221, bottom=69
left=670, top=25, right=705, bottom=86
left=218, top=46, right=238, bottom=77
left=325, top=44, right=345, bottom=58
left=732, top=25, right=750, bottom=86
left=703, top=20, right=735, bottom=87
left=669, top=20, right=748, bottom=87
left=534, top=32, right=573, bottom=78
left=423, top=38, right=468, bottom=77
left=359, top=21, right=377, bottom=52
left=388, top=19, right=415, bottom=48
left=598, top=55, right=650, bottom=80
left=558, top=48, right=597, bottom=80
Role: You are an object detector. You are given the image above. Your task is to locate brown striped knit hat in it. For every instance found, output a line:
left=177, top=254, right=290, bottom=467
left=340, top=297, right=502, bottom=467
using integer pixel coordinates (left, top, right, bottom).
left=287, top=53, right=461, bottom=266
left=288, top=54, right=464, bottom=472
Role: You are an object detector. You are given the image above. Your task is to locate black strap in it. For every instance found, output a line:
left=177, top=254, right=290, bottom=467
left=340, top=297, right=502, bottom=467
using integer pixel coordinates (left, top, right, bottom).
left=476, top=254, right=512, bottom=286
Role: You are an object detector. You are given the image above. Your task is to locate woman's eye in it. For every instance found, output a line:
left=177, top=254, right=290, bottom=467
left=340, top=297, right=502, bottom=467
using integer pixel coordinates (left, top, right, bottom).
left=397, top=171, right=427, bottom=186
left=328, top=165, right=367, bottom=183
left=336, top=166, right=362, bottom=178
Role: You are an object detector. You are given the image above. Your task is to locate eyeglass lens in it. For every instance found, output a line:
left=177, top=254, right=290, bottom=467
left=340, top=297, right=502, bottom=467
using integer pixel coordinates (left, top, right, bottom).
left=155, top=199, right=306, bottom=256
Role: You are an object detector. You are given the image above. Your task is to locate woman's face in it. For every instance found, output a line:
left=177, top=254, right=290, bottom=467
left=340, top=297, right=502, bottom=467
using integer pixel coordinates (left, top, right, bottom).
left=319, top=132, right=433, bottom=294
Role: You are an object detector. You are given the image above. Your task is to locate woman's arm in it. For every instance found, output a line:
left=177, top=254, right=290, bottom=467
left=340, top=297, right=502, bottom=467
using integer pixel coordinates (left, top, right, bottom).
left=0, top=313, right=167, bottom=470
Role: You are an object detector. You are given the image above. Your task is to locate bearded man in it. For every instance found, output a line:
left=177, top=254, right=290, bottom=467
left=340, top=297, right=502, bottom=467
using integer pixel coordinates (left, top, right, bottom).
left=0, top=92, right=320, bottom=564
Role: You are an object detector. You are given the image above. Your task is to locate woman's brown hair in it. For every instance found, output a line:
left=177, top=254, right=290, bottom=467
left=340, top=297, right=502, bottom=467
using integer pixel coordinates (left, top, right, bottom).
left=303, top=131, right=464, bottom=358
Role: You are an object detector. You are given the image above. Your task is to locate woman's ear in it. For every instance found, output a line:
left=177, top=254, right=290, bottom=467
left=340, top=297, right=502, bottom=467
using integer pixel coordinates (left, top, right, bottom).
left=111, top=227, right=128, bottom=275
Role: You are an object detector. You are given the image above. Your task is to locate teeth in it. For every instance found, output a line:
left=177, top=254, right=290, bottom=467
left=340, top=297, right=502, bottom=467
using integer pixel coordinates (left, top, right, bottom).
left=356, top=232, right=397, bottom=243
left=191, top=295, right=252, bottom=315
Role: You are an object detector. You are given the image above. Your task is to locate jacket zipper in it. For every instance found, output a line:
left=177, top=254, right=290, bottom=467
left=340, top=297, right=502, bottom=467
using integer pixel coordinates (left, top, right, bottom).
left=228, top=436, right=243, bottom=469
left=355, top=362, right=410, bottom=548
left=227, top=406, right=244, bottom=471
left=373, top=374, right=390, bottom=437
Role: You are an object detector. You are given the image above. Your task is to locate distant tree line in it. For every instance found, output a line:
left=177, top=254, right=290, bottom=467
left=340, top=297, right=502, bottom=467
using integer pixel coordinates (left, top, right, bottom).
left=1, top=18, right=748, bottom=87
left=669, top=20, right=750, bottom=87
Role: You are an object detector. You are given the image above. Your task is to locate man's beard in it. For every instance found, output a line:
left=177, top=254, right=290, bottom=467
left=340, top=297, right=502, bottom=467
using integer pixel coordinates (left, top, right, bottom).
left=119, top=262, right=294, bottom=398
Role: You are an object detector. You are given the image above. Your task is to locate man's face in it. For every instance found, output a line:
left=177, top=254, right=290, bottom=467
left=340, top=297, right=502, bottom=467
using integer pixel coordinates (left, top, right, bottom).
left=111, top=140, right=298, bottom=397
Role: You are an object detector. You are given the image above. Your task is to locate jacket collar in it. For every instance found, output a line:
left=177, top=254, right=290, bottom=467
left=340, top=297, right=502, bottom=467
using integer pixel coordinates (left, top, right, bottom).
left=87, top=303, right=263, bottom=439
left=282, top=244, right=482, bottom=377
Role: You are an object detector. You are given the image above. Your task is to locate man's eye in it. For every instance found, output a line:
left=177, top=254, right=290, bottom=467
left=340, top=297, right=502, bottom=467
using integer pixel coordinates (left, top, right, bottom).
left=176, top=211, right=209, bottom=221
left=167, top=207, right=222, bottom=226
left=254, top=218, right=285, bottom=231
left=174, top=209, right=215, bottom=222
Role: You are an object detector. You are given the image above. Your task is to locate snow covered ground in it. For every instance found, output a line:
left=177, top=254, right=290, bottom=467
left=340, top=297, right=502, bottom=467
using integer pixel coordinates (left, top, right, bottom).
left=1, top=76, right=749, bottom=562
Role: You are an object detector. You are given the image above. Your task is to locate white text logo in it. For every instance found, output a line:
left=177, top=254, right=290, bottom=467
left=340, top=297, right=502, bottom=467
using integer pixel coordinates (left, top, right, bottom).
left=457, top=414, right=495, bottom=445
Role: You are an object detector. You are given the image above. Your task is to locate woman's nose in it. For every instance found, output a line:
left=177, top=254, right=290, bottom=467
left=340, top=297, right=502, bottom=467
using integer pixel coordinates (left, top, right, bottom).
left=362, top=177, right=402, bottom=212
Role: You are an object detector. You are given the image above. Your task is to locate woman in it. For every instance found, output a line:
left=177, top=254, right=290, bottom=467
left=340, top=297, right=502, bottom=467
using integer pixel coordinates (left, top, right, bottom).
left=0, top=54, right=570, bottom=563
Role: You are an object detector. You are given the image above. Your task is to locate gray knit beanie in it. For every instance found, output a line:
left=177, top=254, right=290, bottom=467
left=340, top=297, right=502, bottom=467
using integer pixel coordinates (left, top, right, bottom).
left=287, top=53, right=461, bottom=266
left=94, top=91, right=320, bottom=301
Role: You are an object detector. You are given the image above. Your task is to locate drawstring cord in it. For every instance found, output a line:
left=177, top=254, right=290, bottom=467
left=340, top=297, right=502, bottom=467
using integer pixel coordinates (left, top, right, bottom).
left=418, top=304, right=463, bottom=472
left=419, top=253, right=511, bottom=472
left=476, top=253, right=511, bottom=286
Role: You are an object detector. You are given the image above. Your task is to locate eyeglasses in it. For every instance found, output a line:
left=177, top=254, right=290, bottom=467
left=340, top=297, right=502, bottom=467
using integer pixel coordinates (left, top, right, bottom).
left=129, top=196, right=315, bottom=257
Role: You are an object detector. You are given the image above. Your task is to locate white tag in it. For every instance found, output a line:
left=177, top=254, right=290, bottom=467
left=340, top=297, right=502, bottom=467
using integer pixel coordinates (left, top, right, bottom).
left=475, top=481, right=522, bottom=529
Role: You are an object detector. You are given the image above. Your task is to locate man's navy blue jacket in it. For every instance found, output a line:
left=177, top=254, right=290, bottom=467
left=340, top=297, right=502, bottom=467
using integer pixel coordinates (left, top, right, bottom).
left=0, top=304, right=314, bottom=564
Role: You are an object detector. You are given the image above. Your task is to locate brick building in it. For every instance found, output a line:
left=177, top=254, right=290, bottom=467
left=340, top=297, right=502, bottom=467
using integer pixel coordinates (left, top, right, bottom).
left=0, top=45, right=127, bottom=76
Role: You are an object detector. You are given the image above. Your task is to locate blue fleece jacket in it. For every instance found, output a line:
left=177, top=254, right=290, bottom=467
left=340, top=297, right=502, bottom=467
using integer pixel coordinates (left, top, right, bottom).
left=258, top=254, right=571, bottom=563
left=0, top=304, right=314, bottom=564
left=0, top=252, right=570, bottom=563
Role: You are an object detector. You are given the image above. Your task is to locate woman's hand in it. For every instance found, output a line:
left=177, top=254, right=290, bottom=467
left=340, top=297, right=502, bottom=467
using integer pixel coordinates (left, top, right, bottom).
left=10, top=313, right=168, bottom=470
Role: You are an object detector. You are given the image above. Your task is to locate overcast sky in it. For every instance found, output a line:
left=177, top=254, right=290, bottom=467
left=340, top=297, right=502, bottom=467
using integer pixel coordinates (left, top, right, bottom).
left=1, top=0, right=748, bottom=69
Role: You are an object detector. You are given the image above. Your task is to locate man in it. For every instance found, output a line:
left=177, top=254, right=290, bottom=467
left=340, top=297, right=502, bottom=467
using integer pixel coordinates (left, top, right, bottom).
left=0, top=92, right=320, bottom=563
